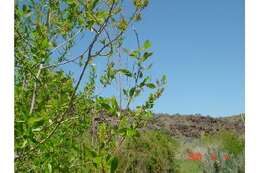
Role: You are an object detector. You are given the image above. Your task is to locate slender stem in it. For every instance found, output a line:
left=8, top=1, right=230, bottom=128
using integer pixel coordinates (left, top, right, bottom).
left=29, top=64, right=43, bottom=115
left=49, top=29, right=81, bottom=55
left=113, top=136, right=125, bottom=155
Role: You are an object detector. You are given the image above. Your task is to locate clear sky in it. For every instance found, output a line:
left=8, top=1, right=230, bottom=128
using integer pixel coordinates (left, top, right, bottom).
left=128, top=0, right=245, bottom=116
left=63, top=0, right=245, bottom=117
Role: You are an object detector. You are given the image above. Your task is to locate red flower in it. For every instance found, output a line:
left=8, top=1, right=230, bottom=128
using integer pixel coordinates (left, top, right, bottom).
left=187, top=152, right=203, bottom=161
left=223, top=154, right=230, bottom=161
left=210, top=153, right=217, bottom=161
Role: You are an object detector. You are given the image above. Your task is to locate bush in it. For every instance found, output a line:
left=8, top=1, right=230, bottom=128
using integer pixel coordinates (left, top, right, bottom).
left=202, top=131, right=244, bottom=156
left=117, top=130, right=180, bottom=173
left=220, top=132, right=244, bottom=156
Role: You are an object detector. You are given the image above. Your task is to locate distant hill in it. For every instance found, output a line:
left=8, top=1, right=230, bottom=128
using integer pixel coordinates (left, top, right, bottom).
left=148, top=113, right=245, bottom=138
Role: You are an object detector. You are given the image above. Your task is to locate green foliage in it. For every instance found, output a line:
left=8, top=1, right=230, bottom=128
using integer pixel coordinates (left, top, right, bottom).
left=15, top=0, right=168, bottom=172
left=202, top=131, right=244, bottom=156
left=143, top=40, right=152, bottom=49
left=220, top=132, right=244, bottom=156
left=118, top=18, right=128, bottom=31
left=117, top=130, right=180, bottom=173
left=133, top=0, right=149, bottom=9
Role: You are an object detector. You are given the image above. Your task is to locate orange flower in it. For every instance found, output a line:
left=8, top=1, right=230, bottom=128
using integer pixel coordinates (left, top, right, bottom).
left=223, top=154, right=230, bottom=161
left=210, top=153, right=217, bottom=161
left=187, top=152, right=203, bottom=161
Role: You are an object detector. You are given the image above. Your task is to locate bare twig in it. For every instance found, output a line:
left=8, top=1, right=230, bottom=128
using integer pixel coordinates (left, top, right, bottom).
left=98, top=28, right=114, bottom=56
left=113, top=136, right=125, bottom=154
left=49, top=29, right=82, bottom=54
left=42, top=50, right=88, bottom=69
left=29, top=64, right=43, bottom=115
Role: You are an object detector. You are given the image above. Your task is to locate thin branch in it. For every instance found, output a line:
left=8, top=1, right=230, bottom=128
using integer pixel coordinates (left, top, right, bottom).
left=126, top=29, right=141, bottom=109
left=133, top=28, right=142, bottom=83
left=49, top=29, right=82, bottom=55
left=29, top=64, right=43, bottom=115
left=42, top=29, right=121, bottom=69
left=113, top=136, right=125, bottom=154
left=42, top=49, right=88, bottom=69
left=133, top=28, right=141, bottom=50
left=98, top=28, right=114, bottom=56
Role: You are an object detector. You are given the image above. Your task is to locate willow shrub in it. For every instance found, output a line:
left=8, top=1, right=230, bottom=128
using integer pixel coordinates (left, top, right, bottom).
left=15, top=0, right=166, bottom=172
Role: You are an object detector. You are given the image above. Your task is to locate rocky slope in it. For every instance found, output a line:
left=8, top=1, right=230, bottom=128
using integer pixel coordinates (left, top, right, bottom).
left=149, top=114, right=245, bottom=138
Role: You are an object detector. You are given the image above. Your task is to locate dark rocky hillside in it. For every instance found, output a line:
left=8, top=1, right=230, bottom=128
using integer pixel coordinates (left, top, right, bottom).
left=148, top=113, right=245, bottom=138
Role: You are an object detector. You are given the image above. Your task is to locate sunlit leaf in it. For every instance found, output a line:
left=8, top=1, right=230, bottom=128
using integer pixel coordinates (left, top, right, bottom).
left=146, top=83, right=156, bottom=89
left=144, top=40, right=152, bottom=49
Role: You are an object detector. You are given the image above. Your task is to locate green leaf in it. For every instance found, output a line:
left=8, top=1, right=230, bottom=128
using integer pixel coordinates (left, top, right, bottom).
left=134, top=13, right=142, bottom=21
left=123, top=89, right=128, bottom=96
left=110, top=97, right=119, bottom=116
left=97, top=97, right=111, bottom=111
left=86, top=148, right=97, bottom=158
left=79, top=55, right=84, bottom=66
left=19, top=140, right=28, bottom=149
left=111, top=96, right=119, bottom=111
left=133, top=0, right=149, bottom=9
left=141, top=52, right=153, bottom=62
left=110, top=156, right=118, bottom=173
left=144, top=40, right=152, bottom=49
left=146, top=83, right=156, bottom=89
left=134, top=89, right=141, bottom=97
left=91, top=0, right=100, bottom=10
left=86, top=20, right=95, bottom=31
left=140, top=76, right=150, bottom=87
left=129, top=50, right=139, bottom=58
left=32, top=127, right=42, bottom=132
left=117, top=69, right=132, bottom=77
left=162, top=75, right=167, bottom=84
left=93, top=156, right=102, bottom=167
left=126, top=128, right=137, bottom=137
left=28, top=117, right=45, bottom=128
left=118, top=18, right=128, bottom=31
left=96, top=11, right=108, bottom=23
left=101, top=102, right=111, bottom=111
left=67, top=0, right=75, bottom=5
left=129, top=87, right=136, bottom=97
left=41, top=38, right=49, bottom=49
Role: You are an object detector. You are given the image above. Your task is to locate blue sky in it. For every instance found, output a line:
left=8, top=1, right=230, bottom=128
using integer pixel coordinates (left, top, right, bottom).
left=63, top=0, right=244, bottom=117
left=135, top=0, right=245, bottom=116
